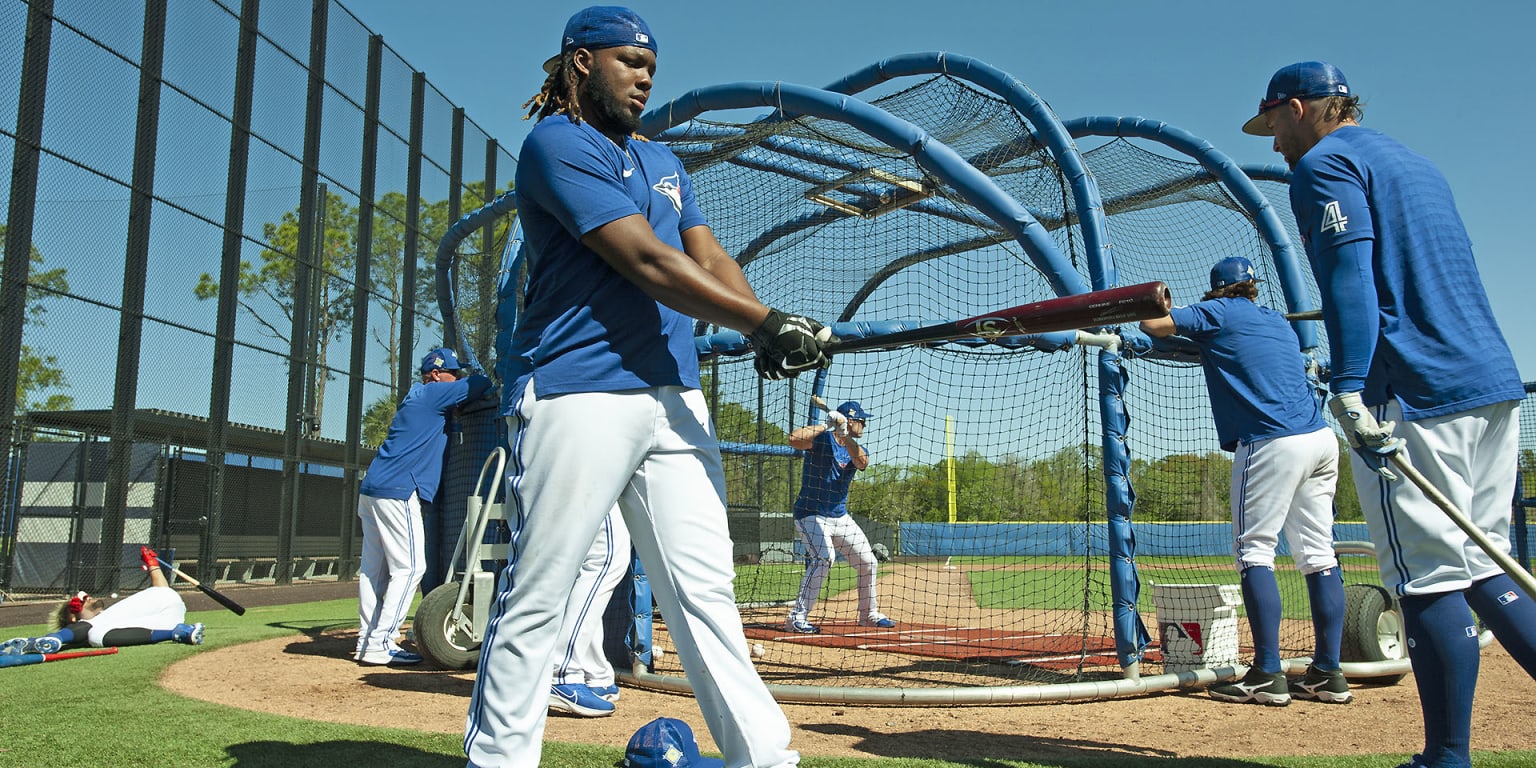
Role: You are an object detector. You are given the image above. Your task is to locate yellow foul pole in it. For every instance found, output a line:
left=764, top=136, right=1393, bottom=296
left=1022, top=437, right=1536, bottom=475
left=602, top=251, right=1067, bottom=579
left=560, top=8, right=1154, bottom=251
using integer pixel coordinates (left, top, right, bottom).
left=946, top=415, right=957, bottom=523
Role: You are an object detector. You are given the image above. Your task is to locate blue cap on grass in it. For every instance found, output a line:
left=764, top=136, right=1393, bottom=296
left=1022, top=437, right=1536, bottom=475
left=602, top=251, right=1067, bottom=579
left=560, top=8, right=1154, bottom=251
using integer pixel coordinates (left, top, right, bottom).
left=622, top=717, right=724, bottom=768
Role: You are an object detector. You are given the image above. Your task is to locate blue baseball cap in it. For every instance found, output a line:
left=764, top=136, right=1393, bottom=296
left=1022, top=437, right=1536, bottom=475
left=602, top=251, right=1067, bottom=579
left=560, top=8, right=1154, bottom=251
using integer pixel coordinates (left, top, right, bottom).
left=1210, top=256, right=1259, bottom=290
left=1242, top=61, right=1351, bottom=136
left=543, top=6, right=657, bottom=74
left=419, top=347, right=461, bottom=374
left=622, top=718, right=724, bottom=768
left=837, top=401, right=874, bottom=420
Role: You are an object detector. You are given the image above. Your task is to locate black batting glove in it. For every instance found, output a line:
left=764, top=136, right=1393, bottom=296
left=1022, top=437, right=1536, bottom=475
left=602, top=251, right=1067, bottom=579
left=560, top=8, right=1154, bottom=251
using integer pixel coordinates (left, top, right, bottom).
left=748, top=309, right=831, bottom=380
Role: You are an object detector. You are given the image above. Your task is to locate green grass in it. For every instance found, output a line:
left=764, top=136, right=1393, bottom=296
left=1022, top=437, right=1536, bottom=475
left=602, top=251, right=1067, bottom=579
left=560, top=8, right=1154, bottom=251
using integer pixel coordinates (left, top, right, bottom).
left=3, top=598, right=1531, bottom=767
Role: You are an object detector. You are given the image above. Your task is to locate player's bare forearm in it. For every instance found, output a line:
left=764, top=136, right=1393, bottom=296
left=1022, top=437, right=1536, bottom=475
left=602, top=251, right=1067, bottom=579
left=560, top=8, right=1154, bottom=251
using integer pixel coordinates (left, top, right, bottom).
left=1139, top=315, right=1177, bottom=338
left=682, top=225, right=758, bottom=301
left=789, top=424, right=826, bottom=450
left=582, top=215, right=769, bottom=332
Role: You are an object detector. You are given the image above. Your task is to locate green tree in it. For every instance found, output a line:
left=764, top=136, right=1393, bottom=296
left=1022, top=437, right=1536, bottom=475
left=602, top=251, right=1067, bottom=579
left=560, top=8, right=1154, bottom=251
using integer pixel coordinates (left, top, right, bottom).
left=1, top=224, right=73, bottom=412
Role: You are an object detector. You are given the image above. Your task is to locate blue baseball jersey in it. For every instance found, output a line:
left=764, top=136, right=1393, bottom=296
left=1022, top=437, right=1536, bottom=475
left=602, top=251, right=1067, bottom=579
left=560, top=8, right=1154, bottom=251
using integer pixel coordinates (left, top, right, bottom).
left=512, top=116, right=709, bottom=397
left=360, top=375, right=493, bottom=503
left=1290, top=126, right=1522, bottom=419
left=793, top=430, right=867, bottom=519
left=1170, top=298, right=1325, bottom=452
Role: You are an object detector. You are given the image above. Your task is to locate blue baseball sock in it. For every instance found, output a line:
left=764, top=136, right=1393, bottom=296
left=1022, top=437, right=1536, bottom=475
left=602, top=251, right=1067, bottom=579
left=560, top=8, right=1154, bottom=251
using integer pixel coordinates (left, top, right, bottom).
left=149, top=628, right=176, bottom=643
left=1400, top=591, right=1478, bottom=768
left=1240, top=565, right=1282, bottom=673
left=52, top=628, right=76, bottom=645
left=1465, top=573, right=1536, bottom=679
left=1304, top=568, right=1345, bottom=670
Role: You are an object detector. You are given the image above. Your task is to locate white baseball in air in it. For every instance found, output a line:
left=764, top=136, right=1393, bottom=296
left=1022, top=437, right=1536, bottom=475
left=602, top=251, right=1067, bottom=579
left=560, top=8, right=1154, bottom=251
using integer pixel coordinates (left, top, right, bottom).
left=751, top=643, right=766, bottom=658
left=110, top=593, right=118, bottom=599
left=653, top=647, right=665, bottom=661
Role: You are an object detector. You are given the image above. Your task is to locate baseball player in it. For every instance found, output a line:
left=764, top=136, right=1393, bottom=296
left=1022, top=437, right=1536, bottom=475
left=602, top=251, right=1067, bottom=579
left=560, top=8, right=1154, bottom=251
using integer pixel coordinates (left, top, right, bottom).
left=548, top=507, right=631, bottom=717
left=1141, top=257, right=1347, bottom=706
left=355, top=347, right=492, bottom=667
left=1246, top=61, right=1536, bottom=767
left=464, top=7, right=824, bottom=766
left=1, top=547, right=202, bottom=654
left=786, top=401, right=895, bottom=633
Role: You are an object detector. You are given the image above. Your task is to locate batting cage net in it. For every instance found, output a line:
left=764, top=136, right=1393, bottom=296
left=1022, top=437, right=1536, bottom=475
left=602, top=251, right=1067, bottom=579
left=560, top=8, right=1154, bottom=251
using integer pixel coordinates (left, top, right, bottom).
left=626, top=70, right=1411, bottom=695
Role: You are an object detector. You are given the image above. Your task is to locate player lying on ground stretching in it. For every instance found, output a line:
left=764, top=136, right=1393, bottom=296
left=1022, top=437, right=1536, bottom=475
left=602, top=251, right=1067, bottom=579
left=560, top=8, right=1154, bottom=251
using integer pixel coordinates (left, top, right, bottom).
left=1244, top=60, right=1536, bottom=768
left=786, top=400, right=895, bottom=634
left=1, top=546, right=203, bottom=654
left=1142, top=257, right=1347, bottom=706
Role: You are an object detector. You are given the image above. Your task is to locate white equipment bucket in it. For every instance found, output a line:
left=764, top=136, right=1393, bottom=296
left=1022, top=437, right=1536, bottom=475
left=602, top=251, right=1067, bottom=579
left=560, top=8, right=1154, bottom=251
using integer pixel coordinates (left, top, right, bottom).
left=1152, top=582, right=1242, bottom=672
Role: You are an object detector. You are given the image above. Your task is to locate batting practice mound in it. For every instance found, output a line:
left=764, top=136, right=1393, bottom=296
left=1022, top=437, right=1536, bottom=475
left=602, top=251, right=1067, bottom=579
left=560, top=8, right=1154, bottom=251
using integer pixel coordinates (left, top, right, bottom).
left=742, top=620, right=1127, bottom=672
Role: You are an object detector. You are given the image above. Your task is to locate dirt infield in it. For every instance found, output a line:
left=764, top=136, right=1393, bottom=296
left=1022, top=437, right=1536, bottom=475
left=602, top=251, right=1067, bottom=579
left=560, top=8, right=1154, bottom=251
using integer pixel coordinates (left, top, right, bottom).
left=161, top=627, right=1536, bottom=761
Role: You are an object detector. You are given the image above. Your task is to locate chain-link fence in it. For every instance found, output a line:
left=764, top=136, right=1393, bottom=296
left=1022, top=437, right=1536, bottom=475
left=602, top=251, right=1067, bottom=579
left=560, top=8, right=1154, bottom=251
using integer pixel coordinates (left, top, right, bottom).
left=0, top=0, right=513, bottom=599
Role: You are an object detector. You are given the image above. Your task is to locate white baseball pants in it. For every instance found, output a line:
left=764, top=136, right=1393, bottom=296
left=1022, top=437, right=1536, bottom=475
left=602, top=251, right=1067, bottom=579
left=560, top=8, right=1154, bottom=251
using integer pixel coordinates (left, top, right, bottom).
left=1231, top=426, right=1340, bottom=574
left=552, top=506, right=631, bottom=688
left=1354, top=400, right=1519, bottom=596
left=356, top=493, right=425, bottom=656
left=84, top=586, right=186, bottom=646
left=789, top=514, right=881, bottom=623
left=464, top=382, right=797, bottom=768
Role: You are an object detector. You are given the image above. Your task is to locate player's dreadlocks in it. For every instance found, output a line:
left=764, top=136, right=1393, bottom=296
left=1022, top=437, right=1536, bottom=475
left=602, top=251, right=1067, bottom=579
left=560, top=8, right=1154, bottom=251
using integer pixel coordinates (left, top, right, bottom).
left=524, top=53, right=583, bottom=123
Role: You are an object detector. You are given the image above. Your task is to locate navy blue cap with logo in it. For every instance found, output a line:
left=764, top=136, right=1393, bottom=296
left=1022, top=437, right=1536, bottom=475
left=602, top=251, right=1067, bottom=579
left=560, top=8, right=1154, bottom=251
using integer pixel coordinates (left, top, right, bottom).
left=1242, top=61, right=1350, bottom=136
left=837, top=401, right=874, bottom=421
left=1209, top=256, right=1259, bottom=290
left=622, top=717, right=723, bottom=768
left=419, top=347, right=461, bottom=374
left=543, top=6, right=658, bottom=74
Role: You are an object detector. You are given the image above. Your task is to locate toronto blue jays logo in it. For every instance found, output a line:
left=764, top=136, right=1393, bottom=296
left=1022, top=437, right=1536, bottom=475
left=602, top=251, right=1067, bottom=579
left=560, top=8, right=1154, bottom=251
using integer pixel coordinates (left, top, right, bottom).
left=653, top=173, right=682, bottom=214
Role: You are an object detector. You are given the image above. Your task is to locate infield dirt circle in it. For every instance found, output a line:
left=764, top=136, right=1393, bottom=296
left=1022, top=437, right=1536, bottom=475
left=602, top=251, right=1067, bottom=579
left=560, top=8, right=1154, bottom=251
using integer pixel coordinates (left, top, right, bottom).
left=164, top=629, right=1534, bottom=762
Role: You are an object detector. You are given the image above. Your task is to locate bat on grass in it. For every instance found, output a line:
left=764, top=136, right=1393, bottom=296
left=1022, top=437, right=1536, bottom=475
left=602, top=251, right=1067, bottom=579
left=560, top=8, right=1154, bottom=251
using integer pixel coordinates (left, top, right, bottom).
left=168, top=564, right=247, bottom=616
left=822, top=281, right=1171, bottom=354
left=0, top=646, right=118, bottom=669
left=1387, top=452, right=1536, bottom=599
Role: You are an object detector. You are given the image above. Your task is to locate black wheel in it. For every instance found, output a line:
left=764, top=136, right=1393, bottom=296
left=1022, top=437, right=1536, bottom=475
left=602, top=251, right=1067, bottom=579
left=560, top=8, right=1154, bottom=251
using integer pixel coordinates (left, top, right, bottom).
left=1340, top=582, right=1408, bottom=684
left=415, top=581, right=481, bottom=669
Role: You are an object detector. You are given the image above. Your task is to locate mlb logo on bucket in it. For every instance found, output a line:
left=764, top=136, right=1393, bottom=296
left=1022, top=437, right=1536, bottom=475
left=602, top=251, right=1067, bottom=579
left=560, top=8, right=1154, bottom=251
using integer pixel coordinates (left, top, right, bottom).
left=1161, top=621, right=1206, bottom=658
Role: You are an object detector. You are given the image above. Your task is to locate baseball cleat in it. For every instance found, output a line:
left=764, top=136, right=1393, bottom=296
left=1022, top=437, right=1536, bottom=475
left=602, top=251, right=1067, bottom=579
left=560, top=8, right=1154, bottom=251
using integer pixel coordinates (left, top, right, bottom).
left=859, top=615, right=897, bottom=628
left=549, top=684, right=616, bottom=717
left=786, top=618, right=820, bottom=634
left=358, top=648, right=422, bottom=666
left=172, top=623, right=205, bottom=646
left=1207, top=667, right=1290, bottom=706
left=590, top=684, right=621, bottom=702
left=0, top=637, right=28, bottom=655
left=30, top=636, right=62, bottom=654
left=2, top=636, right=60, bottom=654
left=1288, top=664, right=1352, bottom=703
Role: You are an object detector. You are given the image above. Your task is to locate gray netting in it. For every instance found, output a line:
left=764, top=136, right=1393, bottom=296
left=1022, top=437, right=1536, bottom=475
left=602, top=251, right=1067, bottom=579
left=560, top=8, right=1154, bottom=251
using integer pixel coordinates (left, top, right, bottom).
left=639, top=74, right=1374, bottom=691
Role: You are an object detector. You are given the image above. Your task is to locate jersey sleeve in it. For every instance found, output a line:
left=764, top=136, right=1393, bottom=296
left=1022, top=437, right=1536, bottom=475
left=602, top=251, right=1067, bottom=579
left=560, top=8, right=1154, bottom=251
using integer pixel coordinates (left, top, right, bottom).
left=1169, top=301, right=1222, bottom=341
left=1293, top=151, right=1379, bottom=394
left=519, top=124, right=639, bottom=239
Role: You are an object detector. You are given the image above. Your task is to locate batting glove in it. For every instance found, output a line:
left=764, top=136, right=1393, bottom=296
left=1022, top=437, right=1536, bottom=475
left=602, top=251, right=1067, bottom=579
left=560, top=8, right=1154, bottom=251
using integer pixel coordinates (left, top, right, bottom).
left=826, top=410, right=849, bottom=436
left=1328, top=392, right=1399, bottom=449
left=749, top=309, right=832, bottom=380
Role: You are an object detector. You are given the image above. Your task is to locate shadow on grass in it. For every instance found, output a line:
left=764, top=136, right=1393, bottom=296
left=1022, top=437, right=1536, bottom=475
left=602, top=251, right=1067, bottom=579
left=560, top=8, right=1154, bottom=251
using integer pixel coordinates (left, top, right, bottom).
left=801, top=722, right=1282, bottom=767
left=226, top=740, right=460, bottom=768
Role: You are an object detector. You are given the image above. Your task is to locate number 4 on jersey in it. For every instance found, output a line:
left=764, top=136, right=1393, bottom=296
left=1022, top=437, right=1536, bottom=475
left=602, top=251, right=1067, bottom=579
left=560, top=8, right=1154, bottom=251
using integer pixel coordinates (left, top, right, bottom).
left=1320, top=200, right=1349, bottom=234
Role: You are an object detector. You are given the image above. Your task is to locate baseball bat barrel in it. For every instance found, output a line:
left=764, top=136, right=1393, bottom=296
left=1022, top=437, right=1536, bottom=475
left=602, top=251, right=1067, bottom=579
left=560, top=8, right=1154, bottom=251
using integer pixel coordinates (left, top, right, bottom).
left=1388, top=452, right=1536, bottom=599
left=822, top=281, right=1171, bottom=354
left=809, top=395, right=830, bottom=412
left=168, top=564, right=247, bottom=616
left=1284, top=309, right=1323, bottom=321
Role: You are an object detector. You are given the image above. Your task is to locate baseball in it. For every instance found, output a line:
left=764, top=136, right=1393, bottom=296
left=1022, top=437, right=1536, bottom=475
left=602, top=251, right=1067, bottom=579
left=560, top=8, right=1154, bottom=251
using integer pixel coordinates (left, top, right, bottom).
left=110, top=593, right=118, bottom=598
left=751, top=643, right=766, bottom=658
left=653, top=647, right=665, bottom=661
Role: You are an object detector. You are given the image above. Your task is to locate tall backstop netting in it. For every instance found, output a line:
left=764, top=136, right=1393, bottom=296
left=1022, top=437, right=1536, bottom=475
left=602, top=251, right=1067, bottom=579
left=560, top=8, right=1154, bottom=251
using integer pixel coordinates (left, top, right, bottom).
left=0, top=0, right=512, bottom=598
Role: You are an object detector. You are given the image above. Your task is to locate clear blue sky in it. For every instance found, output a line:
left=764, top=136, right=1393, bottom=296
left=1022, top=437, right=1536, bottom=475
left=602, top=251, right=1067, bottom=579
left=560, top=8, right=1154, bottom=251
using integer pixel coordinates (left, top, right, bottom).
left=351, top=0, right=1536, bottom=380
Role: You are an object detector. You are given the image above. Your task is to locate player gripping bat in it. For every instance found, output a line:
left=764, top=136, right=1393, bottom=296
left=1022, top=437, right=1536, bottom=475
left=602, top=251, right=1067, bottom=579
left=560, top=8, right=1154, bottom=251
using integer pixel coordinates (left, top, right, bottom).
left=822, top=281, right=1171, bottom=354
left=168, top=564, right=246, bottom=616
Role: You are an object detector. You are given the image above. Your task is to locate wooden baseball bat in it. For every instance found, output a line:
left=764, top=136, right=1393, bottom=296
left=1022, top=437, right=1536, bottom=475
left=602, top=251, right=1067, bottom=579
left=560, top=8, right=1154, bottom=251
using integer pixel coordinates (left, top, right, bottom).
left=0, top=646, right=118, bottom=668
left=822, top=281, right=1171, bottom=354
left=810, top=395, right=830, bottom=412
left=1284, top=309, right=1323, bottom=321
left=168, top=564, right=247, bottom=616
left=1388, top=453, right=1536, bottom=599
